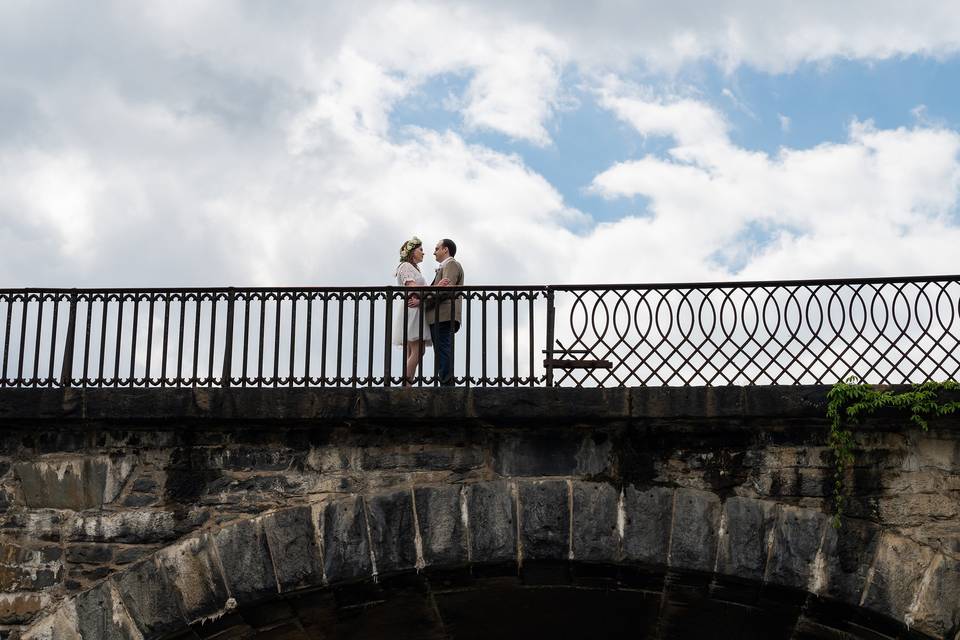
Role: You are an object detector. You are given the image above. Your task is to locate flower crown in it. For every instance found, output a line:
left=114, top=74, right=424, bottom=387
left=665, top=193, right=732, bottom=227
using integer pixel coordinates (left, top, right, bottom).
left=399, top=236, right=422, bottom=260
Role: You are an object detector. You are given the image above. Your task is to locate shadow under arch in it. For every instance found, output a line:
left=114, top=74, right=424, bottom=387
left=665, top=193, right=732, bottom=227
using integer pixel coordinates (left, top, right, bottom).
left=23, top=483, right=947, bottom=639
left=166, top=562, right=934, bottom=640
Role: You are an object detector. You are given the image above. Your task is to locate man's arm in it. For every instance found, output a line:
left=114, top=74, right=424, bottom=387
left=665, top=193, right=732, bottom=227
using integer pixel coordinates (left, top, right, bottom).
left=428, top=261, right=463, bottom=309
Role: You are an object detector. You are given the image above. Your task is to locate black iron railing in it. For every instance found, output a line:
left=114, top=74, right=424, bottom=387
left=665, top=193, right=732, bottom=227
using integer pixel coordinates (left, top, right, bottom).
left=1, top=276, right=957, bottom=388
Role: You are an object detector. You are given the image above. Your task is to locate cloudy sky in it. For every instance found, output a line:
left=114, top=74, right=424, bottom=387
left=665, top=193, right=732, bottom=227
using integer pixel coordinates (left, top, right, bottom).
left=2, top=1, right=960, bottom=288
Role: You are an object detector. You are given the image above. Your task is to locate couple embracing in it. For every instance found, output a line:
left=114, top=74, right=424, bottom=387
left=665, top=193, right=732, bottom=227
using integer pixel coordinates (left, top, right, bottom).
left=392, top=237, right=464, bottom=386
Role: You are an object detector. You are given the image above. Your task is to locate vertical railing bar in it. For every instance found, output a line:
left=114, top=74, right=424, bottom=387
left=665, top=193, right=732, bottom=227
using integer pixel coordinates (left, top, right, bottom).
left=242, top=294, right=251, bottom=387
left=449, top=294, right=456, bottom=386
left=545, top=287, right=556, bottom=387
left=305, top=294, right=314, bottom=385
left=59, top=292, right=78, bottom=387
left=367, top=295, right=375, bottom=387
left=129, top=297, right=140, bottom=387
left=221, top=289, right=236, bottom=388
left=424, top=288, right=433, bottom=387
left=257, top=296, right=266, bottom=387
left=351, top=294, right=359, bottom=387
left=192, top=297, right=201, bottom=386
left=160, top=293, right=170, bottom=388
left=464, top=292, right=472, bottom=387
left=1, top=296, right=12, bottom=386
left=82, top=296, right=93, bottom=387
left=497, top=291, right=503, bottom=385
left=289, top=294, right=297, bottom=387
left=481, top=294, right=488, bottom=387
left=273, top=293, right=282, bottom=385
left=32, top=292, right=45, bottom=385
left=320, top=294, right=328, bottom=387
left=383, top=288, right=393, bottom=387
left=112, top=295, right=124, bottom=386
left=47, top=295, right=60, bottom=387
left=96, top=295, right=108, bottom=387
left=529, top=293, right=535, bottom=387
left=400, top=288, right=408, bottom=387
left=145, top=295, right=155, bottom=385
left=207, top=295, right=218, bottom=387
left=175, top=294, right=185, bottom=385
left=336, top=294, right=344, bottom=385
left=17, top=290, right=29, bottom=384
left=402, top=289, right=409, bottom=385
left=513, top=293, right=519, bottom=386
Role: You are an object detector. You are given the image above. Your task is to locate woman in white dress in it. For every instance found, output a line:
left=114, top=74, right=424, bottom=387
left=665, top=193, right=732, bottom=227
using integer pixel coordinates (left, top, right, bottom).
left=393, top=236, right=431, bottom=385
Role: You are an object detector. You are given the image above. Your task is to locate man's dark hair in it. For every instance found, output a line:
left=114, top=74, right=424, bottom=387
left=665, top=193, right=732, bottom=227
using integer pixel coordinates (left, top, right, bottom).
left=441, top=238, right=457, bottom=257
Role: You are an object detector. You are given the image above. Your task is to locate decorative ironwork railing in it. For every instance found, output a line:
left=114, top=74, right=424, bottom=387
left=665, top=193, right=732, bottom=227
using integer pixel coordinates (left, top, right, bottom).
left=0, top=276, right=957, bottom=388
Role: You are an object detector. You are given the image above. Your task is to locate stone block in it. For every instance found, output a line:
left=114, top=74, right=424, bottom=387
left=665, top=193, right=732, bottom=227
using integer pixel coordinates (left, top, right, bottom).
left=115, top=546, right=155, bottom=565
left=213, top=517, right=279, bottom=606
left=465, top=481, right=516, bottom=564
left=132, top=477, right=158, bottom=492
left=365, top=489, right=417, bottom=574
left=155, top=534, right=231, bottom=624
left=621, top=486, right=673, bottom=566
left=0, top=543, right=63, bottom=591
left=261, top=506, right=324, bottom=592
left=70, top=510, right=178, bottom=543
left=2, top=509, right=64, bottom=541
left=14, top=455, right=136, bottom=510
left=764, top=505, right=827, bottom=590
left=860, top=533, right=935, bottom=622
left=122, top=493, right=159, bottom=507
left=715, top=497, right=777, bottom=581
left=114, top=557, right=186, bottom=639
left=908, top=553, right=960, bottom=638
left=360, top=445, right=482, bottom=473
left=414, top=485, right=468, bottom=567
left=492, top=430, right=613, bottom=477
left=21, top=600, right=81, bottom=640
left=518, top=480, right=569, bottom=561
left=66, top=543, right=114, bottom=565
left=322, top=496, right=372, bottom=583
left=472, top=387, right=630, bottom=420
left=74, top=580, right=142, bottom=640
left=668, top=488, right=720, bottom=573
left=819, top=518, right=881, bottom=605
left=571, top=481, right=619, bottom=563
left=0, top=592, right=48, bottom=625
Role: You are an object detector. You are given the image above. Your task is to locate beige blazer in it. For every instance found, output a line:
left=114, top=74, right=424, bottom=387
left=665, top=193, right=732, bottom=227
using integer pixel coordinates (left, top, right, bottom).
left=426, top=258, right=464, bottom=328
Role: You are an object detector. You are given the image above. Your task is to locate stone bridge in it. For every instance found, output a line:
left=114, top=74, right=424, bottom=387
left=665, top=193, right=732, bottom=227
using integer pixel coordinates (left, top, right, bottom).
left=0, top=387, right=958, bottom=639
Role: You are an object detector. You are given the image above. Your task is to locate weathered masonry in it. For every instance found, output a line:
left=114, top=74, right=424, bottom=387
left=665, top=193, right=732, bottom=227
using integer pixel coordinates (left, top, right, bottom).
left=1, top=387, right=958, bottom=639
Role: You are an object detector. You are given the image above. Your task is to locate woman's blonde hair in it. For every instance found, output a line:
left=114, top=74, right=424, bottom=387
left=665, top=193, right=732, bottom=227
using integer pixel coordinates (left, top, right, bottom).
left=398, top=236, right=422, bottom=264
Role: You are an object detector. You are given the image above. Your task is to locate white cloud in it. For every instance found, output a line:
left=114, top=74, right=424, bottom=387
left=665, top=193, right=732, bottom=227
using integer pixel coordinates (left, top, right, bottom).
left=586, top=87, right=960, bottom=281
left=2, top=1, right=960, bottom=292
left=778, top=113, right=791, bottom=133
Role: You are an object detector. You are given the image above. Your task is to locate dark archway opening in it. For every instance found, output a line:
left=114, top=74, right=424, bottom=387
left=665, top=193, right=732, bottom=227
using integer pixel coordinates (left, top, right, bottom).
left=172, top=562, right=932, bottom=640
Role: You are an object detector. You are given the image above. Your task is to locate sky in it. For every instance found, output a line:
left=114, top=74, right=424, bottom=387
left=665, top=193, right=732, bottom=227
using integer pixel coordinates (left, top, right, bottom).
left=2, top=1, right=960, bottom=288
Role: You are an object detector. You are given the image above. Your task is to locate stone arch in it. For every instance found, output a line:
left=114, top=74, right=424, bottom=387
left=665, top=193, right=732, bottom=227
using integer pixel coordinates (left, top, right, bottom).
left=22, top=480, right=956, bottom=639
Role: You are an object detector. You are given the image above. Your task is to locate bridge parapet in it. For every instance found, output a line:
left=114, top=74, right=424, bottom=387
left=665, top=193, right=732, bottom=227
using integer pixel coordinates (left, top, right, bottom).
left=1, top=387, right=958, bottom=638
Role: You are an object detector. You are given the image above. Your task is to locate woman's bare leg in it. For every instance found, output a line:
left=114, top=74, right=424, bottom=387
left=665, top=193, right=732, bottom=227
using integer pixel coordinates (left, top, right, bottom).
left=404, top=340, right=428, bottom=385
left=404, top=342, right=418, bottom=386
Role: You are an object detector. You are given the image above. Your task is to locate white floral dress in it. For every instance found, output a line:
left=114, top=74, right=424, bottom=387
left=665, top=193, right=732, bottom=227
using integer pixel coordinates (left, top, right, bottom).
left=393, top=262, right=432, bottom=345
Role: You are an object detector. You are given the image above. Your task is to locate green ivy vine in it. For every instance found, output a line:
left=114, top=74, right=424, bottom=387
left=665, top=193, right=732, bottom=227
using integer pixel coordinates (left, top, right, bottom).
left=826, top=378, right=960, bottom=528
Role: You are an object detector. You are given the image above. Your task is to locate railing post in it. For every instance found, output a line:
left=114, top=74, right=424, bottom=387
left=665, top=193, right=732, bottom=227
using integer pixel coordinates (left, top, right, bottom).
left=221, top=288, right=235, bottom=388
left=545, top=286, right=555, bottom=387
left=383, top=287, right=393, bottom=387
left=59, top=290, right=78, bottom=388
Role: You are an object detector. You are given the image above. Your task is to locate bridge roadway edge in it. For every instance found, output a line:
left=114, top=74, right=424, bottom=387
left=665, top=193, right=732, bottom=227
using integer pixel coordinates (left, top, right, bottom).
left=1, top=386, right=958, bottom=639
left=0, top=385, right=839, bottom=425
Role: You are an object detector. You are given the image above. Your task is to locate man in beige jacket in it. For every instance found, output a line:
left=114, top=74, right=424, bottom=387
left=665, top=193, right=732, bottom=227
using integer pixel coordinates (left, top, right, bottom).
left=427, top=238, right=464, bottom=386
